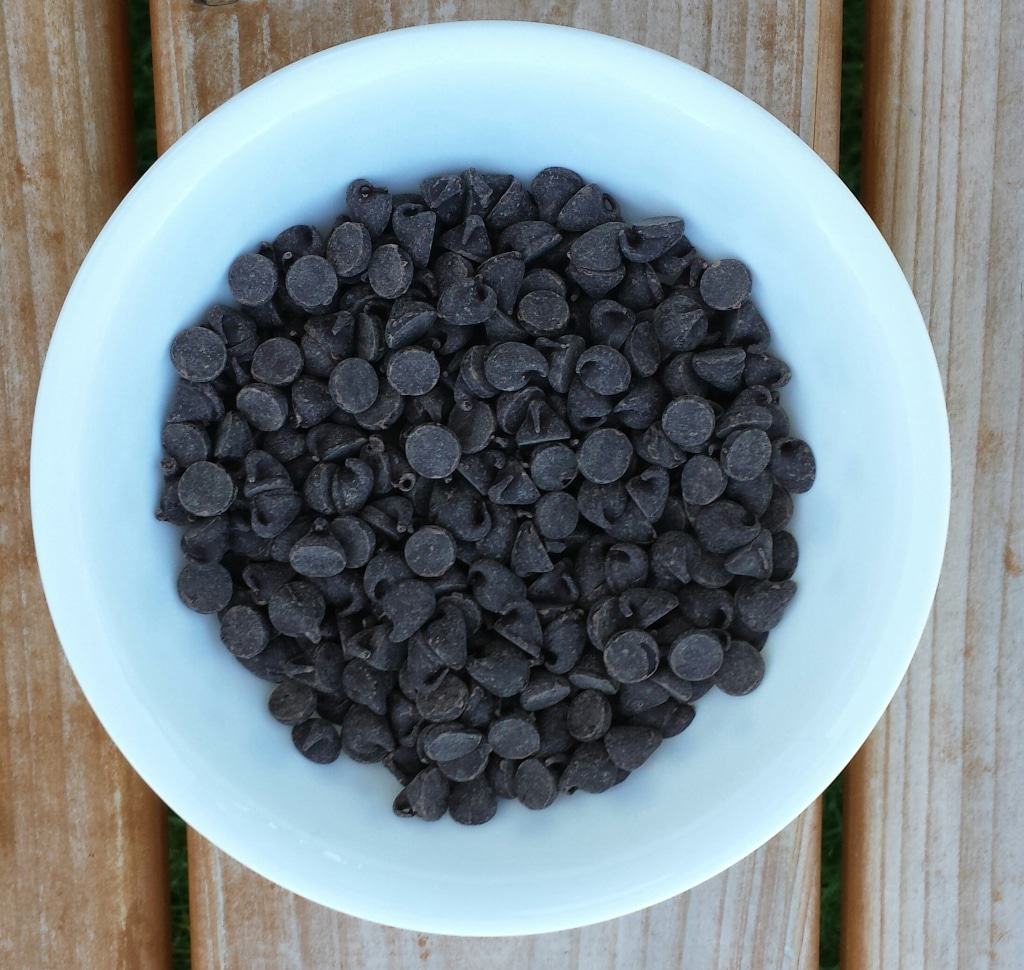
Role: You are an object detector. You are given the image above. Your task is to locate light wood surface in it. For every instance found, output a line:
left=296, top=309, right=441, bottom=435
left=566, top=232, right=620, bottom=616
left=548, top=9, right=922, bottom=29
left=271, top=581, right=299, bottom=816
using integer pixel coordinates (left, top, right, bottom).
left=842, top=1, right=1024, bottom=968
left=188, top=812, right=819, bottom=970
left=0, top=2, right=171, bottom=968
left=151, top=2, right=840, bottom=967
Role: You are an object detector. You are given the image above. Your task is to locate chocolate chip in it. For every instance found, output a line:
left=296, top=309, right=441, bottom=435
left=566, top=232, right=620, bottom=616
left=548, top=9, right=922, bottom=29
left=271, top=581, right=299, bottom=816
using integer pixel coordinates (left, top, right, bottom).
left=466, top=641, right=530, bottom=697
left=668, top=629, right=726, bottom=680
left=661, top=396, right=715, bottom=449
left=530, top=167, right=584, bottom=221
left=251, top=337, right=303, bottom=386
left=326, top=221, right=373, bottom=278
left=578, top=428, right=633, bottom=484
left=448, top=777, right=497, bottom=825
left=177, top=461, right=235, bottom=517
left=381, top=578, right=436, bottom=642
left=289, top=531, right=347, bottom=578
left=724, top=529, right=774, bottom=580
left=386, top=347, right=440, bottom=396
left=680, top=454, right=727, bottom=505
left=618, top=217, right=684, bottom=262
left=346, top=179, right=392, bottom=237
left=498, top=221, right=563, bottom=262
left=734, top=580, right=797, bottom=632
left=517, top=289, right=570, bottom=336
left=404, top=525, right=456, bottom=578
left=533, top=491, right=579, bottom=540
left=715, top=640, right=765, bottom=695
left=772, top=530, right=799, bottom=580
left=721, top=428, right=772, bottom=482
left=575, top=344, right=631, bottom=395
left=699, top=258, right=752, bottom=310
left=368, top=244, right=414, bottom=300
left=394, top=766, right=449, bottom=820
left=286, top=255, right=338, bottom=312
left=268, top=581, right=325, bottom=639
left=488, top=714, right=541, bottom=759
left=162, top=422, right=210, bottom=467
left=404, top=424, right=461, bottom=479
left=219, top=604, right=271, bottom=658
left=771, top=438, right=817, bottom=493
left=439, top=279, right=497, bottom=327
left=514, top=757, right=558, bottom=809
left=228, top=252, right=278, bottom=307
left=604, top=725, right=661, bottom=770
left=560, top=741, right=618, bottom=794
left=170, top=327, right=227, bottom=382
left=341, top=705, right=395, bottom=762
left=603, top=630, right=659, bottom=683
left=484, top=341, right=548, bottom=392
left=421, top=722, right=482, bottom=762
left=693, top=500, right=761, bottom=554
left=236, top=383, right=289, bottom=432
left=177, top=561, right=233, bottom=614
left=327, top=357, right=378, bottom=414
left=653, top=293, right=706, bottom=352
left=569, top=222, right=626, bottom=273
left=268, top=680, right=317, bottom=724
left=567, top=689, right=613, bottom=741
left=391, top=203, right=437, bottom=269
left=292, top=718, right=342, bottom=763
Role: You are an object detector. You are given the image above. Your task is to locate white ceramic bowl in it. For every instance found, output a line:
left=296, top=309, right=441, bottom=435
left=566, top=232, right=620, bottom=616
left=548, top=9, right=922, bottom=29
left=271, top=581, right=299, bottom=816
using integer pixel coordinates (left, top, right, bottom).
left=32, top=22, right=949, bottom=935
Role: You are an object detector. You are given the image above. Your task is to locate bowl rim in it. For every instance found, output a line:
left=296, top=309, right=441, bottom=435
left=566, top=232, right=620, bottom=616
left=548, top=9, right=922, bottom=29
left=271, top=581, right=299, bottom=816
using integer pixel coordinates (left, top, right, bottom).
left=31, top=19, right=951, bottom=935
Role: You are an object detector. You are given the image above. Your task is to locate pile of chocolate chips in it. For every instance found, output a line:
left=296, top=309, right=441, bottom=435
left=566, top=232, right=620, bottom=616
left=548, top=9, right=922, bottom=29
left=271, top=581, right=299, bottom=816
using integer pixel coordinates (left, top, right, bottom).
left=158, top=168, right=815, bottom=825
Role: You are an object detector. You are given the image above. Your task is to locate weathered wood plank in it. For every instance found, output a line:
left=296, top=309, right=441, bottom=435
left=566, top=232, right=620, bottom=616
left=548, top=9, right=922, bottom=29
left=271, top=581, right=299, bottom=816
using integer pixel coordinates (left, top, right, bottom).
left=150, top=2, right=841, bottom=967
left=188, top=812, right=820, bottom=970
left=843, top=1, right=1024, bottom=967
left=0, top=1, right=171, bottom=967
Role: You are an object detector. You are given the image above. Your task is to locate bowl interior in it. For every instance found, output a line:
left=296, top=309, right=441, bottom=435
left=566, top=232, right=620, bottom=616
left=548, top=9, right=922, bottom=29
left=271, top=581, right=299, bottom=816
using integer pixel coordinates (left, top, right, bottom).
left=32, top=22, right=949, bottom=935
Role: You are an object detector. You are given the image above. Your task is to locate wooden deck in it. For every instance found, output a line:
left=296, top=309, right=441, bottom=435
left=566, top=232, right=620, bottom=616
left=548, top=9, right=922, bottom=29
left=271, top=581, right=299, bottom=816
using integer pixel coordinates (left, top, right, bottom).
left=1, top=1, right=1020, bottom=967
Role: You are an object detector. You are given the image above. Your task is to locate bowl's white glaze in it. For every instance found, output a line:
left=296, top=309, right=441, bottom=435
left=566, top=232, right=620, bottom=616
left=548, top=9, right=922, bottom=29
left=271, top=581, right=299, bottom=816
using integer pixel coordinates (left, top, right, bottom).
left=31, top=22, right=949, bottom=935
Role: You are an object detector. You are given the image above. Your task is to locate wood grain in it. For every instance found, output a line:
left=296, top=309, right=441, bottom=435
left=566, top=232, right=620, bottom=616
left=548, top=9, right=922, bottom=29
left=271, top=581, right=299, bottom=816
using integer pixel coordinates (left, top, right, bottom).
left=188, top=811, right=819, bottom=970
left=843, top=1, right=1024, bottom=968
left=150, top=2, right=841, bottom=967
left=0, top=1, right=171, bottom=968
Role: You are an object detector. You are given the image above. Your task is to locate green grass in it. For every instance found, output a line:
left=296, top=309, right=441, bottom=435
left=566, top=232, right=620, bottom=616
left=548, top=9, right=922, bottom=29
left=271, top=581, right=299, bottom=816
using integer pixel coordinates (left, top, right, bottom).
left=128, top=0, right=863, bottom=965
left=168, top=811, right=192, bottom=968
left=129, top=0, right=156, bottom=174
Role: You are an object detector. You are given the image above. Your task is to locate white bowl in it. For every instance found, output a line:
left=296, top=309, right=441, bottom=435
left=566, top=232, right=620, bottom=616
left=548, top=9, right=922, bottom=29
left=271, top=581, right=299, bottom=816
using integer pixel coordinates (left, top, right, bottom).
left=32, top=21, right=949, bottom=936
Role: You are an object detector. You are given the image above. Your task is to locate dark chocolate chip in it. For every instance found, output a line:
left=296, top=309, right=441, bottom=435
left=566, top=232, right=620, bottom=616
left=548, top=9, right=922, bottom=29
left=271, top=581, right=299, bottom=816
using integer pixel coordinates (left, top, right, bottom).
left=715, top=640, right=765, bottom=695
left=170, top=327, right=227, bottom=383
left=448, top=777, right=497, bottom=825
left=699, top=258, right=752, bottom=310
left=734, top=580, right=797, bottom=632
left=604, top=725, right=661, bottom=770
left=404, top=424, right=461, bottom=479
left=668, top=629, right=726, bottom=680
left=228, top=252, right=278, bottom=307
left=326, top=221, right=373, bottom=278
left=603, top=630, right=659, bottom=683
left=176, top=561, right=233, bottom=614
left=177, top=460, right=235, bottom=517
left=514, top=757, right=558, bottom=809
left=368, top=244, right=414, bottom=300
left=346, top=179, right=392, bottom=237
left=578, top=428, right=633, bottom=484
left=771, top=438, right=817, bottom=493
